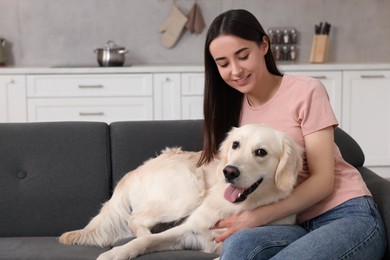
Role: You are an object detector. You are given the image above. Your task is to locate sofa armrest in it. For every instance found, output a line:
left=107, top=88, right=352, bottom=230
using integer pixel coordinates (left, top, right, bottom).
left=334, top=127, right=365, bottom=167
left=358, top=166, right=390, bottom=258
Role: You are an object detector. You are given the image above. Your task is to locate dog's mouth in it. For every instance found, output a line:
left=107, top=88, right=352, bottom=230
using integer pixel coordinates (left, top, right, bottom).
left=224, top=178, right=264, bottom=203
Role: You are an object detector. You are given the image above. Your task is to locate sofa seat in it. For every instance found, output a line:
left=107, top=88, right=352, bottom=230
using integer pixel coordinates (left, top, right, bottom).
left=0, top=237, right=108, bottom=260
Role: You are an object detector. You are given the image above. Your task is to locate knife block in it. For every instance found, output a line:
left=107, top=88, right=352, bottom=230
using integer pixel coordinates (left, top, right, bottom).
left=310, top=35, right=329, bottom=63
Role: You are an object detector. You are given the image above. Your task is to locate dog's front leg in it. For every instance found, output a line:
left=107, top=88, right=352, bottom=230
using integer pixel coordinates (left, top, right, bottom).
left=97, top=233, right=183, bottom=260
left=97, top=224, right=213, bottom=260
left=97, top=236, right=158, bottom=260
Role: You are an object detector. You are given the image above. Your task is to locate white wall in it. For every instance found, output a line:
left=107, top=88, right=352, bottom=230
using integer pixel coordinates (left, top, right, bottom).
left=0, top=0, right=389, bottom=66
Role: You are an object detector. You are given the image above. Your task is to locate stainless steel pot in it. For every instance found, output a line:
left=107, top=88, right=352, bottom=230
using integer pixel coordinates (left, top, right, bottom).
left=94, top=41, right=128, bottom=67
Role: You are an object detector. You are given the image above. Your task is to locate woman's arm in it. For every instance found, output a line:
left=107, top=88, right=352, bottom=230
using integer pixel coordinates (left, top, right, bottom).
left=214, top=126, right=335, bottom=242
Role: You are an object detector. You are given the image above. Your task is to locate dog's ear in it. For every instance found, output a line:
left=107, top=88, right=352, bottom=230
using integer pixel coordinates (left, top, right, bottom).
left=218, top=131, right=232, bottom=165
left=214, top=129, right=234, bottom=179
left=218, top=127, right=237, bottom=166
left=274, top=135, right=303, bottom=192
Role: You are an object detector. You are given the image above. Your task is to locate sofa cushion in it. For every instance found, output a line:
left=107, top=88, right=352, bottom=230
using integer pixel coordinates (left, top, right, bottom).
left=0, top=122, right=111, bottom=237
left=109, top=120, right=203, bottom=186
left=0, top=237, right=109, bottom=260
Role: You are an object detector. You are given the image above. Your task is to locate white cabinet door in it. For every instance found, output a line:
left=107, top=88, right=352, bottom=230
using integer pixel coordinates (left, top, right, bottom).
left=181, top=73, right=204, bottom=120
left=182, top=96, right=203, bottom=119
left=153, top=73, right=181, bottom=120
left=343, top=70, right=390, bottom=167
left=285, top=71, right=342, bottom=124
left=0, top=75, right=27, bottom=122
left=28, top=97, right=153, bottom=123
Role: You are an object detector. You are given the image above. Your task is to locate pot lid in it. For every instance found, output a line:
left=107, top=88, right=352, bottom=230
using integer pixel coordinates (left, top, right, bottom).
left=99, top=40, right=125, bottom=50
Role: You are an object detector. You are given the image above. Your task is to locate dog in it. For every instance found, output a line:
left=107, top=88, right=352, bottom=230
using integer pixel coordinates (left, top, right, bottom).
left=59, top=124, right=302, bottom=259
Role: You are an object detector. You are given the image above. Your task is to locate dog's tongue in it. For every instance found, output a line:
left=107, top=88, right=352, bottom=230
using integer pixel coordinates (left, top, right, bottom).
left=224, top=184, right=245, bottom=203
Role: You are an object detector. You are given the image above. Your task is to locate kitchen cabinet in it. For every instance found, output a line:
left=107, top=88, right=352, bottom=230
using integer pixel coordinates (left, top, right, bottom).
left=181, top=73, right=204, bottom=119
left=26, top=74, right=153, bottom=123
left=0, top=75, right=27, bottom=122
left=342, top=70, right=390, bottom=177
left=25, top=72, right=205, bottom=122
left=284, top=70, right=342, bottom=124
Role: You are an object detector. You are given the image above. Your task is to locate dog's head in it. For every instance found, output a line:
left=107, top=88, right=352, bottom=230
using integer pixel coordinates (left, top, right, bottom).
left=218, top=124, right=303, bottom=204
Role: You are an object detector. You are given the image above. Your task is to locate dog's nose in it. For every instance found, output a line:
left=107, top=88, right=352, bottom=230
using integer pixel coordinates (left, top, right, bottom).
left=223, top=165, right=240, bottom=181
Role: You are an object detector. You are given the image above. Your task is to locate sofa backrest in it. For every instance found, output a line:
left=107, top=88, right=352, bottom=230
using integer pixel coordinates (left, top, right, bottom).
left=109, top=120, right=203, bottom=188
left=334, top=127, right=365, bottom=167
left=0, top=122, right=111, bottom=237
left=109, top=121, right=366, bottom=185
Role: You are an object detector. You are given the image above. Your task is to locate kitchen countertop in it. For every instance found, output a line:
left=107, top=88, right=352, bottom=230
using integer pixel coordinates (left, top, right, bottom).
left=1, top=63, right=390, bottom=75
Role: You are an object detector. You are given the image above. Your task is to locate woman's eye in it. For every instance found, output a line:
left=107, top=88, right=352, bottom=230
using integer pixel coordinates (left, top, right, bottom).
left=232, top=141, right=240, bottom=149
left=219, top=63, right=229, bottom=68
left=255, top=148, right=267, bottom=157
left=239, top=55, right=249, bottom=61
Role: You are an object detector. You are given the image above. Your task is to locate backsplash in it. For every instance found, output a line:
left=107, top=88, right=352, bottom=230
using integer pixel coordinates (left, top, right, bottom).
left=0, top=0, right=389, bottom=66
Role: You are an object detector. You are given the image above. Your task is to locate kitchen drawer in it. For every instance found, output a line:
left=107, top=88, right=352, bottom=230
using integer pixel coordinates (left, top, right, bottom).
left=181, top=73, right=204, bottom=95
left=27, top=74, right=153, bottom=97
left=27, top=97, right=154, bottom=123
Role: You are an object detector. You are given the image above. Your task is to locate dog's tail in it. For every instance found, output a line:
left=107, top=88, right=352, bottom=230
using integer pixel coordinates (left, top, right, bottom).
left=59, top=184, right=132, bottom=247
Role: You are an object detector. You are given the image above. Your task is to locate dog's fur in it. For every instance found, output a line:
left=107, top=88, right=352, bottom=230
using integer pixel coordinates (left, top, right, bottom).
left=59, top=124, right=302, bottom=260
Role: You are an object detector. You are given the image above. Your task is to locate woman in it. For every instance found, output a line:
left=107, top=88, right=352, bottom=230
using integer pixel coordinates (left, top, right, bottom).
left=199, top=9, right=386, bottom=259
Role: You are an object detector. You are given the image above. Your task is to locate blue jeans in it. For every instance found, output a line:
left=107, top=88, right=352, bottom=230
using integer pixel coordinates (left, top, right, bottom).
left=220, top=196, right=387, bottom=260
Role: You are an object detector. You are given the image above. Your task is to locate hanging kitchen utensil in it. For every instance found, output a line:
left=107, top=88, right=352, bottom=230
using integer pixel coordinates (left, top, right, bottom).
left=186, top=3, right=205, bottom=34
left=159, top=5, right=188, bottom=49
left=0, top=38, right=6, bottom=66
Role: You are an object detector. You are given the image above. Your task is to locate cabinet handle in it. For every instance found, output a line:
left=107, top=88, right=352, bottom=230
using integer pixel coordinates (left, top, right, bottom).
left=312, top=76, right=327, bottom=80
left=78, top=85, right=104, bottom=89
left=79, top=112, right=105, bottom=116
left=360, top=75, right=385, bottom=79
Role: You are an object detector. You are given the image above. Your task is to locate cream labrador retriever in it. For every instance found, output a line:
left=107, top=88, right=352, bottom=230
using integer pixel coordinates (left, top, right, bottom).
left=59, top=124, right=302, bottom=259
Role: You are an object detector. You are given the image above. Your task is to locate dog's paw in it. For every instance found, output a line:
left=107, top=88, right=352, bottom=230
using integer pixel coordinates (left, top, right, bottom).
left=97, top=248, right=120, bottom=260
left=97, top=246, right=136, bottom=260
left=59, top=230, right=81, bottom=245
left=59, top=229, right=111, bottom=247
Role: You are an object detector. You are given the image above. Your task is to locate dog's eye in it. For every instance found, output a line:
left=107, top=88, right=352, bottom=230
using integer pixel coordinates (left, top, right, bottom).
left=255, top=148, right=267, bottom=157
left=232, top=141, right=240, bottom=150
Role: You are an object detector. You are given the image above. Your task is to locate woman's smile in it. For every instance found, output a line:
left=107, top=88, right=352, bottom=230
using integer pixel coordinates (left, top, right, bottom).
left=234, top=74, right=251, bottom=87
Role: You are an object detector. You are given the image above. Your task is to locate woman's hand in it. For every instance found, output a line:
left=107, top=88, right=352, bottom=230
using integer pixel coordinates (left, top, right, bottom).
left=213, top=205, right=272, bottom=242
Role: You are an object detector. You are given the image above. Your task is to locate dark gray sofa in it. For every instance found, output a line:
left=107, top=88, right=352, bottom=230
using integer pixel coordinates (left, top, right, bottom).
left=0, top=120, right=389, bottom=259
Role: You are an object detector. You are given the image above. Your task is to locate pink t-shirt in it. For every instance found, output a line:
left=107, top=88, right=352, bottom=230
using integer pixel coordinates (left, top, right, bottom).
left=240, top=74, right=371, bottom=223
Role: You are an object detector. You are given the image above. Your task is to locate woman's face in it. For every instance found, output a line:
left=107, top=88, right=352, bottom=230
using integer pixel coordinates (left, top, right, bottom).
left=209, top=34, right=269, bottom=94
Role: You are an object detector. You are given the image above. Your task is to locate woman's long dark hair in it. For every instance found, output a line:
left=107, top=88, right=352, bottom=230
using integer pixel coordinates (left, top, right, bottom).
left=198, top=9, right=282, bottom=165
